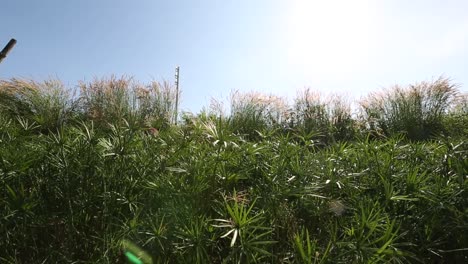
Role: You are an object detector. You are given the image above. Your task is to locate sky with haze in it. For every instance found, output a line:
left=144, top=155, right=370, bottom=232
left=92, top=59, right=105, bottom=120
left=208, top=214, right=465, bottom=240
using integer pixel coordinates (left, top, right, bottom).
left=1, top=0, right=467, bottom=113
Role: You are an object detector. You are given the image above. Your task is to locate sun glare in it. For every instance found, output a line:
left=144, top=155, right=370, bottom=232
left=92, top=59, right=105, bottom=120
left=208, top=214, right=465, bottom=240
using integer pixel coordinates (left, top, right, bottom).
left=284, top=0, right=377, bottom=79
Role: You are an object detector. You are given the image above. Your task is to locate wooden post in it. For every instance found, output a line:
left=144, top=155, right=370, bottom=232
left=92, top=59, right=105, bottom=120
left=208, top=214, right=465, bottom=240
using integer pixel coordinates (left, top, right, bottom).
left=174, top=66, right=180, bottom=125
left=0, top=39, right=17, bottom=64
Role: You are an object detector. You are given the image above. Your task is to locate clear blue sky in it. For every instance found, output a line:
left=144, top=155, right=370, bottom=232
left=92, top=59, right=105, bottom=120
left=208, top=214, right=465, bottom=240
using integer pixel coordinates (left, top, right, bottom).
left=1, top=0, right=467, bottom=113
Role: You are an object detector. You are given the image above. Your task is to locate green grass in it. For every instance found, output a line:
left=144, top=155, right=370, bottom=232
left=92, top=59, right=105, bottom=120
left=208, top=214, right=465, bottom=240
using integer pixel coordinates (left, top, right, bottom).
left=360, top=77, right=460, bottom=140
left=0, top=76, right=467, bottom=263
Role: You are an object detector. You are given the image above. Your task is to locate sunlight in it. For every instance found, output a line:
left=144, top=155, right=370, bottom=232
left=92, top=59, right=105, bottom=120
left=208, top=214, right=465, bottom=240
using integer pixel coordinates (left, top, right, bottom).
left=283, top=0, right=377, bottom=79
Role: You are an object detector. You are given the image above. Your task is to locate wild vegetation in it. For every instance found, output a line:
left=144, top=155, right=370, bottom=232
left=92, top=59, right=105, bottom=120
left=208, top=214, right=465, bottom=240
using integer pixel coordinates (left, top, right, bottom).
left=0, top=76, right=467, bottom=263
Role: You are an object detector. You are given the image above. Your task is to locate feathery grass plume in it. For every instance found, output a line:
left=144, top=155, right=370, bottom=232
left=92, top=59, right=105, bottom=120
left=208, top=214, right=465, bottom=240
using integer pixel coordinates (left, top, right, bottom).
left=0, top=78, right=76, bottom=132
left=78, top=76, right=178, bottom=130
left=359, top=77, right=459, bottom=140
left=295, top=90, right=354, bottom=143
left=208, top=97, right=226, bottom=118
left=78, top=75, right=133, bottom=125
left=443, top=92, right=468, bottom=138
left=196, top=97, right=227, bottom=126
left=229, top=90, right=288, bottom=139
left=143, top=79, right=180, bottom=128
left=327, top=93, right=355, bottom=141
left=0, top=78, right=37, bottom=118
left=294, top=88, right=328, bottom=138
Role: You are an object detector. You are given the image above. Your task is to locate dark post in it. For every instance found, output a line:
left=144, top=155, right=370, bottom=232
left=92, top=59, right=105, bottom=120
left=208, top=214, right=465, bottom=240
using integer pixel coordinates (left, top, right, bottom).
left=0, top=39, right=17, bottom=64
left=174, top=66, right=180, bottom=125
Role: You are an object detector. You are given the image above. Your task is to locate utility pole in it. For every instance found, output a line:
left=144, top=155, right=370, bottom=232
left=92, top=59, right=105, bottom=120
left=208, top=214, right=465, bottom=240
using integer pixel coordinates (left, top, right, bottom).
left=0, top=39, right=17, bottom=64
left=174, top=66, right=180, bottom=125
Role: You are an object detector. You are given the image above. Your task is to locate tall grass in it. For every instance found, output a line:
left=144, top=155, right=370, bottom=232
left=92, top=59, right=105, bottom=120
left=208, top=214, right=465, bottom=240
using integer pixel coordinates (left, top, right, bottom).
left=294, top=89, right=355, bottom=144
left=443, top=93, right=468, bottom=138
left=0, top=78, right=76, bottom=132
left=228, top=90, right=288, bottom=139
left=79, top=76, right=179, bottom=130
left=1, top=76, right=467, bottom=263
left=226, top=89, right=355, bottom=144
left=360, top=77, right=459, bottom=140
